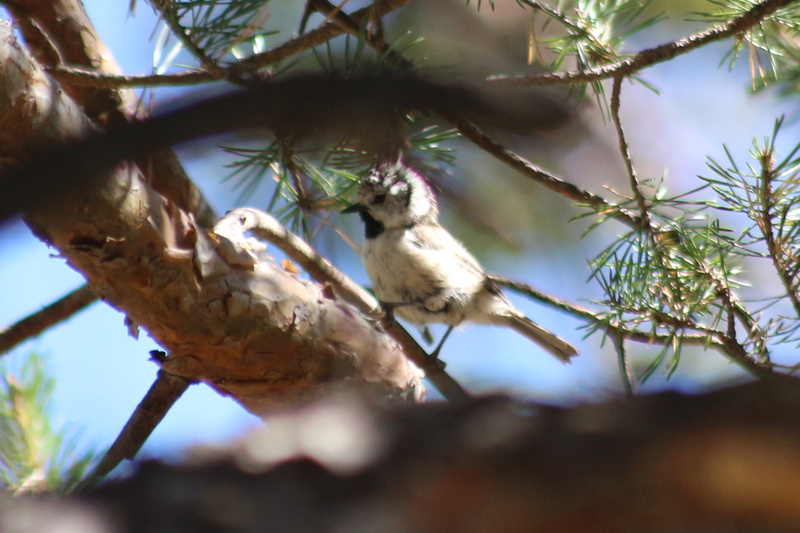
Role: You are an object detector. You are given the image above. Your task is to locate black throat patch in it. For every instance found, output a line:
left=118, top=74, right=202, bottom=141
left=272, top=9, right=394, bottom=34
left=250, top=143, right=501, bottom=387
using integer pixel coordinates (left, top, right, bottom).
left=360, top=211, right=385, bottom=239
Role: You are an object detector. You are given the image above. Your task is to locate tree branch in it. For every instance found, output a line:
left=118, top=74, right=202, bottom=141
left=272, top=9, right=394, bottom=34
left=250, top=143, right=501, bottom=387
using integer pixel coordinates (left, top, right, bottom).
left=448, top=116, right=642, bottom=228
left=458, top=112, right=775, bottom=379
left=610, top=76, right=652, bottom=232
left=215, top=208, right=470, bottom=403
left=148, top=0, right=225, bottom=78
left=758, top=152, right=800, bottom=318
left=45, top=66, right=214, bottom=88
left=491, top=275, right=724, bottom=349
left=7, top=0, right=217, bottom=227
left=41, top=0, right=411, bottom=89
left=233, top=0, right=411, bottom=74
left=304, top=0, right=413, bottom=68
left=0, top=21, right=425, bottom=414
left=86, top=366, right=195, bottom=483
left=0, top=285, right=98, bottom=356
left=21, top=381, right=800, bottom=531
left=491, top=0, right=800, bottom=86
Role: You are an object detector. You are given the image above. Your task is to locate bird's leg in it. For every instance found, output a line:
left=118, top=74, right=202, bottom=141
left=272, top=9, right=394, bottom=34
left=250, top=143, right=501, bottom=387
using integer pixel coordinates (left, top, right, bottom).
left=426, top=325, right=454, bottom=369
left=375, top=300, right=450, bottom=371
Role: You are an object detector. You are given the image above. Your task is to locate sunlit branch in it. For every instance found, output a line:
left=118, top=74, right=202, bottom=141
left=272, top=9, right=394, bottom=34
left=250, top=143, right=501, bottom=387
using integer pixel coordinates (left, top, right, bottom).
left=215, top=208, right=470, bottom=403
left=491, top=0, right=799, bottom=87
left=0, top=285, right=98, bottom=356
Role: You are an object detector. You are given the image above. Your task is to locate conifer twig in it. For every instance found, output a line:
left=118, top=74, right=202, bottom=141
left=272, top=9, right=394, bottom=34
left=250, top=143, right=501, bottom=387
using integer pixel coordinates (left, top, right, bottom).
left=456, top=108, right=775, bottom=378
left=449, top=115, right=642, bottom=228
left=607, top=75, right=771, bottom=376
left=44, top=0, right=412, bottom=89
left=491, top=275, right=723, bottom=349
left=610, top=76, right=651, bottom=232
left=491, top=0, right=800, bottom=86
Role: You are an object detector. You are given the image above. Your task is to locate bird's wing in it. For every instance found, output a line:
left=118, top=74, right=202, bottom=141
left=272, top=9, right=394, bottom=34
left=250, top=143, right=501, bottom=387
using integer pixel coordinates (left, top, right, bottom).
left=408, top=223, right=487, bottom=282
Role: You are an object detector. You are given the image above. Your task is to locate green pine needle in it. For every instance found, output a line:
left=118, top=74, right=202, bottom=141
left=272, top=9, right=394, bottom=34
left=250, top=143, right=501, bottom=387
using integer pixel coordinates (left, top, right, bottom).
left=0, top=352, right=98, bottom=494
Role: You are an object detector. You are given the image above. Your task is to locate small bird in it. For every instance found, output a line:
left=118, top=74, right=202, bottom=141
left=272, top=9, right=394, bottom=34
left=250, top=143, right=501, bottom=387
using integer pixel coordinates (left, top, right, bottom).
left=344, top=160, right=578, bottom=363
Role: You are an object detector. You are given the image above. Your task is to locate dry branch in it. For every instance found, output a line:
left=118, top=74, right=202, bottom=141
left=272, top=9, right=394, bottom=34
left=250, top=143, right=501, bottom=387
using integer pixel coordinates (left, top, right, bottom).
left=492, top=0, right=800, bottom=87
left=6, top=0, right=216, bottom=227
left=0, top=285, right=98, bottom=355
left=0, top=21, right=424, bottom=413
left=90, top=367, right=195, bottom=480
left=216, top=208, right=470, bottom=402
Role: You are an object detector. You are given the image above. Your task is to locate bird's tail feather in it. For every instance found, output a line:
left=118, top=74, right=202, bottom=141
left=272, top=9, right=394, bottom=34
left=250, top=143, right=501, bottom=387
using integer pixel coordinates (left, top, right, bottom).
left=500, top=315, right=578, bottom=363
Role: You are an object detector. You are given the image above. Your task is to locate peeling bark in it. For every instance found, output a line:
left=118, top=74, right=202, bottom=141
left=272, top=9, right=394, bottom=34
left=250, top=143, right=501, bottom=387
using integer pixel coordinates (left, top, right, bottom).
left=7, top=0, right=216, bottom=226
left=0, top=21, right=424, bottom=413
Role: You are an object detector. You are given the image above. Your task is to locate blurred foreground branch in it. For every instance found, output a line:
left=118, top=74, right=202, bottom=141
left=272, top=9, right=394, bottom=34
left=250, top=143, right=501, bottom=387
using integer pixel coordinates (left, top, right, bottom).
left=5, top=381, right=800, bottom=532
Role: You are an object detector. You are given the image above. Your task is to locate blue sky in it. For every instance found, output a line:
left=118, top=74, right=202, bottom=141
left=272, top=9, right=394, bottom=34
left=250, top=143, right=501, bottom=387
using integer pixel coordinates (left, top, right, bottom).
left=1, top=2, right=799, bottom=463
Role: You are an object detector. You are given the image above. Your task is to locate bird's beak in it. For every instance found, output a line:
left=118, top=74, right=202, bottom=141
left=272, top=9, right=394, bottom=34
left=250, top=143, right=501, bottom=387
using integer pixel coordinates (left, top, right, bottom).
left=342, top=203, right=366, bottom=214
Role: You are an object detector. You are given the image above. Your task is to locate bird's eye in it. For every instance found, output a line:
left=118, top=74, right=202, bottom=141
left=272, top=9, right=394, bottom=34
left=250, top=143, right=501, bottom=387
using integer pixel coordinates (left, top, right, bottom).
left=374, top=194, right=387, bottom=204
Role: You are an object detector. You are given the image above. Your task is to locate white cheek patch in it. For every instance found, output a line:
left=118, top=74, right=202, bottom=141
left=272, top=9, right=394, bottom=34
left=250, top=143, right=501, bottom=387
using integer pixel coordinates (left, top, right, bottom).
left=407, top=189, right=431, bottom=219
left=389, top=182, right=407, bottom=197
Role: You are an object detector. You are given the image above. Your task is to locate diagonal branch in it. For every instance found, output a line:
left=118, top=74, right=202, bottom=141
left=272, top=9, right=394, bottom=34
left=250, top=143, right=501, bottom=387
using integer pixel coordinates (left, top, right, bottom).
left=45, top=0, right=412, bottom=89
left=1, top=19, right=425, bottom=416
left=0, top=284, right=98, bottom=356
left=491, top=275, right=724, bottom=349
left=452, top=111, right=775, bottom=378
left=449, top=115, right=642, bottom=228
left=491, top=0, right=800, bottom=86
left=86, top=366, right=195, bottom=484
left=7, top=0, right=217, bottom=227
left=215, top=208, right=470, bottom=403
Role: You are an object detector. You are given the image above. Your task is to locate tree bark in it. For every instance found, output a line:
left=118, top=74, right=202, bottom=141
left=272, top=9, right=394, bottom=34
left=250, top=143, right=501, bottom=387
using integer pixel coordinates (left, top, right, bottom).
left=0, top=20, right=424, bottom=413
left=6, top=0, right=217, bottom=226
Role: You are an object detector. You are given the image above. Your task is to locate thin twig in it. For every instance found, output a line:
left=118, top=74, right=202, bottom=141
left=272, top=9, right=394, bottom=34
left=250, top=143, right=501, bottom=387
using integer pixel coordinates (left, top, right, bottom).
left=306, top=0, right=412, bottom=68
left=490, top=0, right=800, bottom=86
left=758, top=152, right=800, bottom=318
left=46, top=66, right=215, bottom=88
left=233, top=0, right=410, bottom=73
left=717, top=334, right=784, bottom=380
left=44, top=0, right=412, bottom=89
left=0, top=284, right=98, bottom=356
left=214, top=208, right=471, bottom=403
left=610, top=76, right=651, bottom=232
left=611, top=331, right=634, bottom=399
left=492, top=275, right=724, bottom=348
left=607, top=74, right=769, bottom=376
left=463, top=110, right=773, bottom=377
left=449, top=116, right=642, bottom=228
left=149, top=0, right=225, bottom=77
left=84, top=366, right=195, bottom=485
left=489, top=275, right=590, bottom=319
left=4, top=9, right=63, bottom=67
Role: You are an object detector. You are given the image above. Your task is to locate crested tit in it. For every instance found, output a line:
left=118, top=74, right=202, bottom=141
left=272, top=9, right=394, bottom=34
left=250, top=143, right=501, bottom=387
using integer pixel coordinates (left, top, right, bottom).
left=344, top=161, right=578, bottom=363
